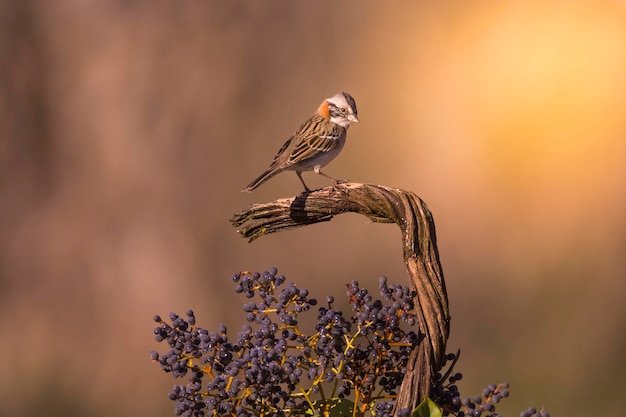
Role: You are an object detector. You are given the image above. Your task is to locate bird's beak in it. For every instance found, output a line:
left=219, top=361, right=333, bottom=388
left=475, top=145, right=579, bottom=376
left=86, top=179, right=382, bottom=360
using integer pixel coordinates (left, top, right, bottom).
left=348, top=114, right=359, bottom=123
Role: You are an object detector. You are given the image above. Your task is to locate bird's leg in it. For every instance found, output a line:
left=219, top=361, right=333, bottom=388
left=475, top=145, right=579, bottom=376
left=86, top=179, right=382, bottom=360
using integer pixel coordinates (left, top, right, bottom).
left=314, top=167, right=348, bottom=194
left=296, top=172, right=312, bottom=193
left=314, top=166, right=348, bottom=185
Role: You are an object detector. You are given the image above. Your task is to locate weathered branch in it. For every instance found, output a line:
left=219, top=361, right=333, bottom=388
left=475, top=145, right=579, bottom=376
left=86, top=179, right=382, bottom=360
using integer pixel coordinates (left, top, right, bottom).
left=230, top=182, right=450, bottom=413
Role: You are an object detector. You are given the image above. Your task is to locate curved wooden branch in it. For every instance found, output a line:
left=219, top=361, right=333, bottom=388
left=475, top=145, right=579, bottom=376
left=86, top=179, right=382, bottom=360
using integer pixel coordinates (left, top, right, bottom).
left=230, top=182, right=450, bottom=412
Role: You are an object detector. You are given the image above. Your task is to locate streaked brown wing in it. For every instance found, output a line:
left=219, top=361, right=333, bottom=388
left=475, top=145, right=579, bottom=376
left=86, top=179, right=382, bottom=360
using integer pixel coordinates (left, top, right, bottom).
left=286, top=116, right=343, bottom=166
left=267, top=135, right=295, bottom=167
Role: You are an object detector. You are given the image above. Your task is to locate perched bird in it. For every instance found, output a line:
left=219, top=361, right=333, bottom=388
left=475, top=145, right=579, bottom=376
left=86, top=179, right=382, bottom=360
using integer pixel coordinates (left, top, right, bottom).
left=242, top=92, right=359, bottom=192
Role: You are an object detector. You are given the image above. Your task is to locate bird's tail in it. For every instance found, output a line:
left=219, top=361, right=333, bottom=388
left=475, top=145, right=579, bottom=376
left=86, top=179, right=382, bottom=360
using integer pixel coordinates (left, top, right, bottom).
left=241, top=168, right=280, bottom=192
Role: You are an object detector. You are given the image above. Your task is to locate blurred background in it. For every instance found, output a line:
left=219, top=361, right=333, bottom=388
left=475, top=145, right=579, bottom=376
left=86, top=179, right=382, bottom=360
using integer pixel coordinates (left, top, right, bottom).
left=1, top=1, right=625, bottom=416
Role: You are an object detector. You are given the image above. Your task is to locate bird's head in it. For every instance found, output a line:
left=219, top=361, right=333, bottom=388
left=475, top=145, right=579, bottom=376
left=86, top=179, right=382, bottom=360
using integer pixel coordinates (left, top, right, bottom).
left=317, top=92, right=359, bottom=128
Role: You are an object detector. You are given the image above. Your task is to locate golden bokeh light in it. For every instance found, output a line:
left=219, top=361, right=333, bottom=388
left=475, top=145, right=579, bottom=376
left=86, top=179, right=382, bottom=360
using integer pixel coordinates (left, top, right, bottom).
left=1, top=2, right=624, bottom=417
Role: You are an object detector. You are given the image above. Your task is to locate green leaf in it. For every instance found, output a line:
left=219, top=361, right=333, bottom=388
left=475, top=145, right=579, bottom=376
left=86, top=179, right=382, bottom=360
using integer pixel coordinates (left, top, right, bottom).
left=306, top=398, right=356, bottom=417
left=411, top=397, right=442, bottom=417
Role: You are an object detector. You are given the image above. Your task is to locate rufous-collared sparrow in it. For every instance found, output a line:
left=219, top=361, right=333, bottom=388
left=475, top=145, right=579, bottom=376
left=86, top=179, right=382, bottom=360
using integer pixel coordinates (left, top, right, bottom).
left=242, top=92, right=359, bottom=192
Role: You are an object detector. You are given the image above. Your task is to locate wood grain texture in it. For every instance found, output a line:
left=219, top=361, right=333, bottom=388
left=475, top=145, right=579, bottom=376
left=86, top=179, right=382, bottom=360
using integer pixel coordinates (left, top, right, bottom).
left=231, top=182, right=450, bottom=413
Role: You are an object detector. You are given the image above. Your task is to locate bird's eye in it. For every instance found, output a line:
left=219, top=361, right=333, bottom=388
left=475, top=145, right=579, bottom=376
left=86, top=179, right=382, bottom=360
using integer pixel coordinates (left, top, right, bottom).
left=339, top=108, right=347, bottom=114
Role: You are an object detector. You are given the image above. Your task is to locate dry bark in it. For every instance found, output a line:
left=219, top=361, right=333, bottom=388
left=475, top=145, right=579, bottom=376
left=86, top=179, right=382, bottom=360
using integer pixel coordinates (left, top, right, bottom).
left=230, top=182, right=450, bottom=413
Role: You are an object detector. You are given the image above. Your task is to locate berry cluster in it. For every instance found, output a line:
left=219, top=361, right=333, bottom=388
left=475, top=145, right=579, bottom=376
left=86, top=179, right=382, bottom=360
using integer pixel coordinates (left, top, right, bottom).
left=520, top=407, right=550, bottom=417
left=151, top=268, right=419, bottom=417
left=431, top=352, right=549, bottom=417
left=431, top=351, right=507, bottom=416
left=151, top=268, right=550, bottom=417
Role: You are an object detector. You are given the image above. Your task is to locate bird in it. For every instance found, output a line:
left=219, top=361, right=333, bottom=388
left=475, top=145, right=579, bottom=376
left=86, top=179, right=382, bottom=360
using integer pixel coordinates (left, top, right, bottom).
left=242, top=92, right=359, bottom=192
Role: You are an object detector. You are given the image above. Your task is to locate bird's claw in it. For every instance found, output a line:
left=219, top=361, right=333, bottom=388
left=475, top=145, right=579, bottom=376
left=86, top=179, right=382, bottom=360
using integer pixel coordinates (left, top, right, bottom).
left=331, top=179, right=350, bottom=194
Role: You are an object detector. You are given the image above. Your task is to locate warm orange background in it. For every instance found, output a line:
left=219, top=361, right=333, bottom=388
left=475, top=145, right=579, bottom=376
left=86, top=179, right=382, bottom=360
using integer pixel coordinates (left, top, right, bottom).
left=1, top=2, right=625, bottom=417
